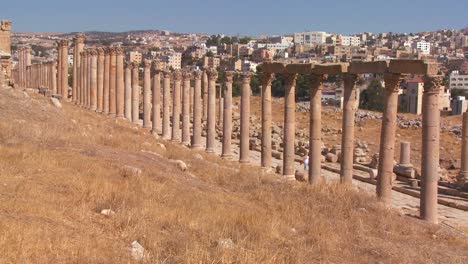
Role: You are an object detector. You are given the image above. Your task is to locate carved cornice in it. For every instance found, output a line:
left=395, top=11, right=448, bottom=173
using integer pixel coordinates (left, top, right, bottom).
left=423, top=75, right=443, bottom=94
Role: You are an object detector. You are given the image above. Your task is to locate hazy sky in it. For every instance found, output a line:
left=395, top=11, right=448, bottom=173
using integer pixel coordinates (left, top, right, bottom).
left=1, top=0, right=466, bottom=35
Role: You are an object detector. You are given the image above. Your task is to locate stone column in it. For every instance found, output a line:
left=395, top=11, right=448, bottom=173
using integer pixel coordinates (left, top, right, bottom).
left=261, top=72, right=274, bottom=167
left=222, top=71, right=235, bottom=158
left=182, top=71, right=192, bottom=145
left=162, top=70, right=171, bottom=139
left=51, top=61, right=57, bottom=94
left=151, top=65, right=162, bottom=135
left=458, top=111, right=468, bottom=186
left=89, top=49, right=98, bottom=111
left=340, top=74, right=358, bottom=184
left=96, top=48, right=105, bottom=113
left=72, top=34, right=85, bottom=103
left=376, top=73, right=401, bottom=203
left=309, top=74, right=324, bottom=184
left=86, top=49, right=91, bottom=109
left=116, top=47, right=125, bottom=118
left=420, top=75, right=442, bottom=224
left=131, top=62, right=140, bottom=124
left=109, top=47, right=117, bottom=117
left=218, top=85, right=224, bottom=127
left=143, top=59, right=152, bottom=128
left=202, top=69, right=208, bottom=121
left=0, top=65, right=3, bottom=88
left=103, top=48, right=110, bottom=114
left=124, top=63, right=132, bottom=121
left=172, top=70, right=182, bottom=142
left=57, top=42, right=62, bottom=95
left=82, top=50, right=88, bottom=107
left=240, top=72, right=252, bottom=163
left=192, top=71, right=203, bottom=149
left=283, top=73, right=298, bottom=179
left=79, top=52, right=85, bottom=105
left=206, top=68, right=218, bottom=153
left=60, top=39, right=69, bottom=99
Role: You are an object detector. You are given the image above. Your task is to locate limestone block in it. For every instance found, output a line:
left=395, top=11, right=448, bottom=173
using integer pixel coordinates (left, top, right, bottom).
left=348, top=61, right=388, bottom=74
left=312, top=63, right=348, bottom=75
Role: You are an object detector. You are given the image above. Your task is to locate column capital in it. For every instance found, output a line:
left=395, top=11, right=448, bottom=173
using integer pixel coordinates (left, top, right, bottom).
left=383, top=73, right=402, bottom=93
left=225, top=71, right=235, bottom=83
left=131, top=61, right=139, bottom=69
left=153, top=59, right=163, bottom=72
left=261, top=72, right=274, bottom=86
left=193, top=70, right=203, bottom=80
left=60, top=39, right=70, bottom=47
left=206, top=68, right=218, bottom=81
left=163, top=70, right=172, bottom=79
left=73, top=33, right=85, bottom=44
left=284, top=72, right=297, bottom=86
left=173, top=70, right=182, bottom=81
left=108, top=47, right=117, bottom=55
left=309, top=73, right=325, bottom=90
left=423, top=75, right=443, bottom=94
left=143, top=59, right=152, bottom=69
left=88, top=48, right=97, bottom=56
left=343, top=73, right=358, bottom=90
left=97, top=47, right=105, bottom=56
left=182, top=71, right=192, bottom=81
left=115, top=47, right=124, bottom=56
left=240, top=72, right=253, bottom=83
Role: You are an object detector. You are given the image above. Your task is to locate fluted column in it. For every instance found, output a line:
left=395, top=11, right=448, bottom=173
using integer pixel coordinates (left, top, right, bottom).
left=103, top=48, right=110, bottom=114
left=222, top=71, right=234, bottom=158
left=96, top=48, right=105, bottom=113
left=192, top=71, right=203, bottom=149
left=124, top=63, right=132, bottom=120
left=143, top=59, right=152, bottom=127
left=162, top=70, right=171, bottom=139
left=72, top=34, right=85, bottom=103
left=109, top=47, right=117, bottom=117
left=51, top=61, right=57, bottom=94
left=79, top=52, right=85, bottom=105
left=283, top=73, right=297, bottom=179
left=83, top=50, right=88, bottom=107
left=240, top=72, right=252, bottom=163
left=206, top=68, right=218, bottom=153
left=261, top=72, right=274, bottom=167
left=86, top=49, right=92, bottom=109
left=340, top=74, right=358, bottom=184
left=60, top=39, right=69, bottom=99
left=376, top=73, right=402, bottom=203
left=420, top=75, right=442, bottom=224
left=202, top=69, right=208, bottom=121
left=89, top=49, right=97, bottom=111
left=309, top=74, right=324, bottom=184
left=151, top=60, right=162, bottom=135
left=182, top=71, right=192, bottom=145
left=116, top=47, right=125, bottom=118
left=131, top=62, right=140, bottom=124
left=172, top=70, right=182, bottom=142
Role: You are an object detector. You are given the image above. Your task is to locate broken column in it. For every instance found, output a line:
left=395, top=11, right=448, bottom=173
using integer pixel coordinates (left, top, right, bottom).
left=376, top=73, right=401, bottom=203
left=420, top=75, right=442, bottom=224
left=283, top=73, right=297, bottom=179
left=309, top=74, right=324, bottom=184
left=393, top=141, right=415, bottom=178
left=143, top=59, right=152, bottom=128
left=124, top=63, right=132, bottom=121
left=116, top=47, right=125, bottom=118
left=162, top=70, right=171, bottom=139
left=172, top=70, right=182, bottom=142
left=240, top=72, right=252, bottom=163
left=108, top=47, right=117, bottom=117
left=131, top=61, right=140, bottom=124
left=340, top=74, right=358, bottom=184
left=192, top=70, right=203, bottom=149
left=205, top=68, right=218, bottom=153
left=222, top=71, right=235, bottom=158
left=261, top=72, right=274, bottom=167
left=182, top=71, right=191, bottom=145
left=103, top=48, right=110, bottom=114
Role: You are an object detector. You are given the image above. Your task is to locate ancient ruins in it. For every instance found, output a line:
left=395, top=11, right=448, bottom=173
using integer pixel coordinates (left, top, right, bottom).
left=6, top=32, right=468, bottom=225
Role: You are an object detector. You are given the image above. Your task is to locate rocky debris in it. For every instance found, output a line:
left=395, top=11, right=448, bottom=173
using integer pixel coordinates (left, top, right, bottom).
left=173, top=160, right=188, bottom=172
left=50, top=97, right=62, bottom=108
left=121, top=165, right=142, bottom=178
left=128, top=240, right=147, bottom=261
left=275, top=165, right=282, bottom=174
left=369, top=153, right=379, bottom=169
left=325, top=153, right=338, bottom=163
left=295, top=170, right=307, bottom=182
left=217, top=238, right=235, bottom=250
left=100, top=209, right=116, bottom=216
left=193, top=153, right=204, bottom=160
left=156, top=143, right=166, bottom=150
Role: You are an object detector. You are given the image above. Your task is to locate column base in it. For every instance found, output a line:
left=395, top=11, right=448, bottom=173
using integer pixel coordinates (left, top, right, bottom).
left=221, top=153, right=233, bottom=159
left=282, top=174, right=296, bottom=181
left=205, top=148, right=215, bottom=153
left=239, top=159, right=249, bottom=164
left=191, top=145, right=203, bottom=150
left=109, top=113, right=117, bottom=118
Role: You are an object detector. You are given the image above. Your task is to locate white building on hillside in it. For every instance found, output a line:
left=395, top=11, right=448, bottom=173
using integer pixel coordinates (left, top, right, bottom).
left=294, top=31, right=328, bottom=47
left=341, top=36, right=360, bottom=46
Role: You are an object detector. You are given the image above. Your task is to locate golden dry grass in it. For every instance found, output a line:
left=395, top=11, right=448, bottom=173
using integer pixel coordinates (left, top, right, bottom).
left=0, top=88, right=467, bottom=263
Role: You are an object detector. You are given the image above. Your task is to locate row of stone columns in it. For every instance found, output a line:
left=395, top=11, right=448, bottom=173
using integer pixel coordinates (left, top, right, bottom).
left=17, top=46, right=31, bottom=88
left=12, top=58, right=56, bottom=92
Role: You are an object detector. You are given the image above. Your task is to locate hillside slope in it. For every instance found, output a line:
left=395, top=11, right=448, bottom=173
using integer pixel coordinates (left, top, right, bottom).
left=0, top=87, right=467, bottom=263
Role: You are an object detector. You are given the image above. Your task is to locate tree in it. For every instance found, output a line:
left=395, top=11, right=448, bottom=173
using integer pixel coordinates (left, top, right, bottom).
left=359, top=79, right=384, bottom=112
left=239, top=36, right=252, bottom=44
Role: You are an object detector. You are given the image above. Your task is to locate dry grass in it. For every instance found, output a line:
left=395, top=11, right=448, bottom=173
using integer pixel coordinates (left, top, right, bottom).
left=0, top=87, right=467, bottom=263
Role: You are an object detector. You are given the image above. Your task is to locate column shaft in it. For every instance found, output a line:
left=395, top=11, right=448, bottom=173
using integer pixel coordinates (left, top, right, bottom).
left=172, top=71, right=182, bottom=142
left=340, top=74, right=358, bottom=184
left=192, top=71, right=203, bottom=148
left=206, top=69, right=218, bottom=152
left=240, top=72, right=252, bottom=163
left=143, top=60, right=152, bottom=127
left=309, top=74, right=324, bottom=184
left=116, top=48, right=125, bottom=118
left=131, top=62, right=140, bottom=124
left=182, top=72, right=191, bottom=144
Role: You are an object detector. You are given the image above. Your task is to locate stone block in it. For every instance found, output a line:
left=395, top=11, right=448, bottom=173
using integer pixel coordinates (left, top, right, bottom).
left=348, top=61, right=388, bottom=74
left=389, top=60, right=438, bottom=75
left=312, top=63, right=348, bottom=75
left=325, top=153, right=338, bottom=163
left=262, top=62, right=286, bottom=73
left=284, top=63, right=313, bottom=74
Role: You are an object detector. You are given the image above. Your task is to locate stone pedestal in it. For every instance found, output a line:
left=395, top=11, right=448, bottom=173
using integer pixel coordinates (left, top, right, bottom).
left=309, top=74, right=324, bottom=184
left=222, top=71, right=234, bottom=158
left=131, top=62, right=140, bottom=124
left=206, top=68, right=218, bottom=153
left=182, top=71, right=191, bottom=145
left=340, top=74, right=358, bottom=184
left=283, top=73, right=297, bottom=179
left=377, top=73, right=401, bottom=203
left=143, top=60, right=152, bottom=127
left=420, top=75, right=442, bottom=224
left=393, top=141, right=415, bottom=178
left=192, top=71, right=203, bottom=149
left=240, top=72, right=252, bottom=163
